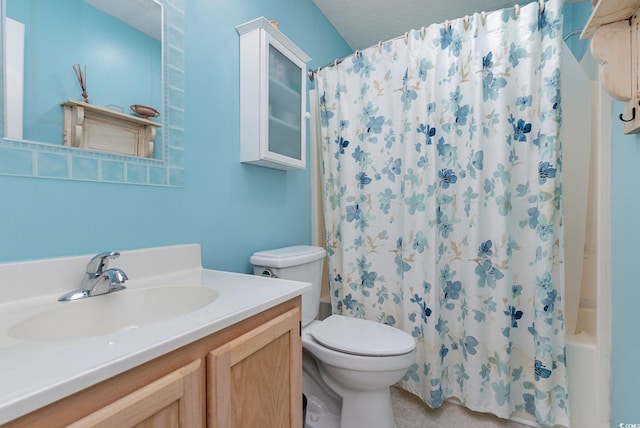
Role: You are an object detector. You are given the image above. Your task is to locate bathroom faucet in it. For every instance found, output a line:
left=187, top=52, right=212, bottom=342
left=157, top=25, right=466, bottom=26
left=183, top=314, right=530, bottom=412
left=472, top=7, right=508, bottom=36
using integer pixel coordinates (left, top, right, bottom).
left=58, top=251, right=129, bottom=302
left=82, top=251, right=127, bottom=292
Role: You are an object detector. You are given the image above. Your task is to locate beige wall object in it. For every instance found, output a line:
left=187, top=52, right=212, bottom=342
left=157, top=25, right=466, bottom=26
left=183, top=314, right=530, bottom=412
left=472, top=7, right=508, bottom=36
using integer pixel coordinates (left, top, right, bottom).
left=62, top=99, right=161, bottom=158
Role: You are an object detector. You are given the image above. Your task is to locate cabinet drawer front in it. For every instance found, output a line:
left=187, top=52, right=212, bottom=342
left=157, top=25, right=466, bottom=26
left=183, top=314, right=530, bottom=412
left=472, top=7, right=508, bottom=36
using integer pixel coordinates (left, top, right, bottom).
left=68, top=359, right=202, bottom=428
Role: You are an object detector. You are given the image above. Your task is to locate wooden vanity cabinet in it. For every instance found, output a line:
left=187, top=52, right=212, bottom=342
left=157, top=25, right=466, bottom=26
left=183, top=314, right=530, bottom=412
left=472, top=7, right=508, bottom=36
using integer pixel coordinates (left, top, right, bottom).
left=208, top=307, right=302, bottom=427
left=4, top=298, right=302, bottom=428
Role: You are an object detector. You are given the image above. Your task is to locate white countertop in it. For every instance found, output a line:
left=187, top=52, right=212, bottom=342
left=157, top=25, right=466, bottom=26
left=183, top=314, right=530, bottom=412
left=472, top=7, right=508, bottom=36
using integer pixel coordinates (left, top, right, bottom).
left=0, top=244, right=311, bottom=424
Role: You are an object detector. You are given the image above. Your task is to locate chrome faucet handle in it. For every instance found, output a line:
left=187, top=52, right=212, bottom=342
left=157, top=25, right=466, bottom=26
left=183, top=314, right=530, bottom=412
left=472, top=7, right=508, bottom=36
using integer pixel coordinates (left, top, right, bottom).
left=88, top=268, right=129, bottom=296
left=86, top=251, right=120, bottom=276
left=107, top=268, right=128, bottom=285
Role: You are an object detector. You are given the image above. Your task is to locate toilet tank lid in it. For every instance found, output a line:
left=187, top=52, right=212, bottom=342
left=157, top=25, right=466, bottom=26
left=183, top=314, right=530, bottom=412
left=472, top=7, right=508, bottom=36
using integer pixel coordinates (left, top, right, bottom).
left=250, top=245, right=326, bottom=268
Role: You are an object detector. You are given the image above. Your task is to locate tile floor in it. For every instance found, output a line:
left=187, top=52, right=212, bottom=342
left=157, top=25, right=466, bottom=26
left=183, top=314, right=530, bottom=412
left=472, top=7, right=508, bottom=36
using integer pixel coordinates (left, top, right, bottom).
left=391, top=387, right=528, bottom=428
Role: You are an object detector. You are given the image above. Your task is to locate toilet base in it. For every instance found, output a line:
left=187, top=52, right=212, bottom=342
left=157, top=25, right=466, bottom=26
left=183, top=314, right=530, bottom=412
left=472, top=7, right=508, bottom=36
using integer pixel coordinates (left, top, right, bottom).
left=316, top=363, right=397, bottom=428
left=341, top=388, right=395, bottom=428
left=303, top=394, right=397, bottom=428
left=325, top=377, right=396, bottom=427
left=303, top=350, right=341, bottom=427
left=304, top=394, right=340, bottom=428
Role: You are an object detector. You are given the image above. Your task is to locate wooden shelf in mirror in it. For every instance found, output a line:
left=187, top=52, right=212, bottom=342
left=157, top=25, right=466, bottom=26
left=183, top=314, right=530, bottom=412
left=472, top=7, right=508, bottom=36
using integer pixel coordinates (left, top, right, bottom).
left=61, top=99, right=161, bottom=158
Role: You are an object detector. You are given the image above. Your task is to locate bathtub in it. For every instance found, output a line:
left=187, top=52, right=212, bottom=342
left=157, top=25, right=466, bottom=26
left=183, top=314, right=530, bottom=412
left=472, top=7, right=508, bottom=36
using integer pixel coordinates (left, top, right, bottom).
left=560, top=45, right=611, bottom=428
left=510, top=308, right=603, bottom=428
left=567, top=307, right=605, bottom=428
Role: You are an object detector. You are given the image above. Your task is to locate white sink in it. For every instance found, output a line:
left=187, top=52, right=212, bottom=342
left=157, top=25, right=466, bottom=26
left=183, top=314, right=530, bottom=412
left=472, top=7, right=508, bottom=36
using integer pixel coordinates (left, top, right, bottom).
left=8, top=286, right=219, bottom=342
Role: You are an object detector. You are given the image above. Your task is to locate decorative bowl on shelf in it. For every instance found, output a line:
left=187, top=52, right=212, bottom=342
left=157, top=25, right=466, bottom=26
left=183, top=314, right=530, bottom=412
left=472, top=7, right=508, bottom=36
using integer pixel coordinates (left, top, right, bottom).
left=130, top=104, right=160, bottom=119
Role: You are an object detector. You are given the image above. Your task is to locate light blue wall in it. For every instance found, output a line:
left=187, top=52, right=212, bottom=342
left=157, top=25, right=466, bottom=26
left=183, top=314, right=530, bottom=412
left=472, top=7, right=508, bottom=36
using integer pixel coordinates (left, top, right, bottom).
left=562, top=1, right=590, bottom=61
left=564, top=2, right=640, bottom=425
left=0, top=0, right=351, bottom=274
left=611, top=97, right=640, bottom=425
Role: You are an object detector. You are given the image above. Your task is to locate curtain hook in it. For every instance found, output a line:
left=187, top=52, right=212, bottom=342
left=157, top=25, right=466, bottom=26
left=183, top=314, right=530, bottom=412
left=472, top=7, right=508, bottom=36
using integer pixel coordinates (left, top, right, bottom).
left=444, top=20, right=451, bottom=33
left=514, top=4, right=520, bottom=18
left=463, top=15, right=470, bottom=30
left=355, top=50, right=360, bottom=59
left=539, top=0, right=545, bottom=14
left=481, top=11, right=487, bottom=25
left=420, top=26, right=426, bottom=39
left=377, top=41, right=383, bottom=52
left=404, top=31, right=409, bottom=44
left=334, top=59, right=339, bottom=67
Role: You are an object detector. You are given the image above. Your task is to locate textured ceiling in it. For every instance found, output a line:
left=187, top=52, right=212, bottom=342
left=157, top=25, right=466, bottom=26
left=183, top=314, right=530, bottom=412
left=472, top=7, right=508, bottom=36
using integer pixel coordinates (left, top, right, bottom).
left=82, top=0, right=161, bottom=40
left=313, top=0, right=583, bottom=51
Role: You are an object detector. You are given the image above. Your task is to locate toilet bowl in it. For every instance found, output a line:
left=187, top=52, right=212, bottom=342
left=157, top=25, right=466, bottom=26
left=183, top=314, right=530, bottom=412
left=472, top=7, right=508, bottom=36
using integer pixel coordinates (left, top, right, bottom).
left=303, top=316, right=416, bottom=428
left=250, top=246, right=416, bottom=428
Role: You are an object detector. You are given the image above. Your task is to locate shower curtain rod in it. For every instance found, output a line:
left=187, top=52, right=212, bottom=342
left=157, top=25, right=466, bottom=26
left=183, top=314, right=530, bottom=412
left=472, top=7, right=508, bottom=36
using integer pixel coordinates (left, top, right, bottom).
left=308, top=0, right=546, bottom=81
left=562, top=29, right=584, bottom=41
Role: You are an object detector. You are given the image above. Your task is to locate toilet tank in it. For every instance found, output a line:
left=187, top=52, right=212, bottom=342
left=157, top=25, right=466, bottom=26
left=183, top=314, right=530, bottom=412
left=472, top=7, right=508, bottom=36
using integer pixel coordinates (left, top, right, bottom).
left=250, top=245, right=326, bottom=327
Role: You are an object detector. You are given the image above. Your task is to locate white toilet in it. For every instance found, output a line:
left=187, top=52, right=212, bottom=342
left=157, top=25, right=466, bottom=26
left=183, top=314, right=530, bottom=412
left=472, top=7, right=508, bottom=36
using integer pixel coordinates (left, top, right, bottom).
left=250, top=245, right=416, bottom=428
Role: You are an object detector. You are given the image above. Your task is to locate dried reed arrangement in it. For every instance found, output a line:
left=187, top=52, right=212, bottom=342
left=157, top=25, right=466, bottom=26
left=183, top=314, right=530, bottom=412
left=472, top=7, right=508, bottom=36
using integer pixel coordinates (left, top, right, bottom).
left=72, top=64, right=89, bottom=103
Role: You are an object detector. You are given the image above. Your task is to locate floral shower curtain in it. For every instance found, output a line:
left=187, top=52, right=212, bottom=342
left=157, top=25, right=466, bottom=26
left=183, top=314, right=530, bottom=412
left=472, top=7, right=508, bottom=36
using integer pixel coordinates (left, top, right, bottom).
left=315, top=0, right=568, bottom=426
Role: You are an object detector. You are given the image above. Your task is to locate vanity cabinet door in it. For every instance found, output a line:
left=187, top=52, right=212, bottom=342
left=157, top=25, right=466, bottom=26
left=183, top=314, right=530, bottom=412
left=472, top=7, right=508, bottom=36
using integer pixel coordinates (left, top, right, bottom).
left=207, top=307, right=302, bottom=428
left=67, top=359, right=203, bottom=428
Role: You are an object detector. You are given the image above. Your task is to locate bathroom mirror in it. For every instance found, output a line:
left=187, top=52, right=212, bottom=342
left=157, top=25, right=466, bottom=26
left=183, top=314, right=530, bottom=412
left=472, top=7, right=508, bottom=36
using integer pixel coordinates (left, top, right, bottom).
left=0, top=0, right=185, bottom=186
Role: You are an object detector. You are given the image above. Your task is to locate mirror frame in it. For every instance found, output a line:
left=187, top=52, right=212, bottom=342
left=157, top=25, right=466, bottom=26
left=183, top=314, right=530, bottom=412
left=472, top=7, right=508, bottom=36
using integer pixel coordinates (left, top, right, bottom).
left=0, top=0, right=185, bottom=187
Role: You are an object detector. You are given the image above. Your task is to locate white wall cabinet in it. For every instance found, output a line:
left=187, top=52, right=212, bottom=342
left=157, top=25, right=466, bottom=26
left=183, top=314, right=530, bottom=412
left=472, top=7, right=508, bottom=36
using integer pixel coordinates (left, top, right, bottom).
left=236, top=17, right=311, bottom=170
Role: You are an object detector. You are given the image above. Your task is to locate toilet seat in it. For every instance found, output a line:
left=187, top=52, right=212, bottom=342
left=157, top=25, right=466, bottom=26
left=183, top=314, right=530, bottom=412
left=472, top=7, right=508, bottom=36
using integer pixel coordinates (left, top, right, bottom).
left=310, top=315, right=415, bottom=357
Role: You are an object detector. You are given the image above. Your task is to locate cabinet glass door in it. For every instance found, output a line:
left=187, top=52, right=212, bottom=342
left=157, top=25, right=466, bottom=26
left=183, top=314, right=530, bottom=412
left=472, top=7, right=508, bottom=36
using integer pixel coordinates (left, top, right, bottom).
left=268, top=45, right=302, bottom=161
